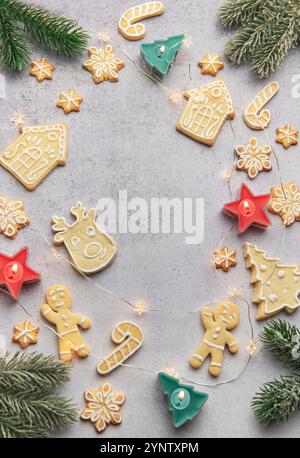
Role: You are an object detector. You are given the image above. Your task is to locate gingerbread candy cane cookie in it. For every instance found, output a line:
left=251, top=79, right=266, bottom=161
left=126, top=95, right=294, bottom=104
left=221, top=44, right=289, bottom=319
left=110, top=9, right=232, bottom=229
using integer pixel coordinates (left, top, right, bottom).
left=244, top=82, right=279, bottom=130
left=118, top=2, right=165, bottom=40
left=97, top=321, right=144, bottom=374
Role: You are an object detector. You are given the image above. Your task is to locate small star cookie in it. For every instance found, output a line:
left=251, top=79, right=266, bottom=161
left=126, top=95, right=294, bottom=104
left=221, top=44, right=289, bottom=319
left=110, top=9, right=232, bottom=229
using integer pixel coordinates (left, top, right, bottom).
left=83, top=45, right=124, bottom=84
left=56, top=90, right=83, bottom=114
left=212, top=246, right=237, bottom=272
left=0, top=195, right=29, bottom=238
left=12, top=320, right=39, bottom=349
left=276, top=124, right=299, bottom=149
left=235, top=138, right=272, bottom=179
left=198, top=54, right=224, bottom=76
left=81, top=382, right=125, bottom=433
left=269, top=181, right=300, bottom=227
left=29, top=58, right=55, bottom=82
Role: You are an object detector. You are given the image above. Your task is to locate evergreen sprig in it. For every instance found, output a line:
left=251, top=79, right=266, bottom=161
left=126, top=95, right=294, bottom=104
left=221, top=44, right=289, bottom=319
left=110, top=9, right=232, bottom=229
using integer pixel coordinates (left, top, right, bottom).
left=0, top=0, right=89, bottom=71
left=219, top=0, right=300, bottom=78
left=0, top=352, right=78, bottom=438
left=252, top=320, right=300, bottom=425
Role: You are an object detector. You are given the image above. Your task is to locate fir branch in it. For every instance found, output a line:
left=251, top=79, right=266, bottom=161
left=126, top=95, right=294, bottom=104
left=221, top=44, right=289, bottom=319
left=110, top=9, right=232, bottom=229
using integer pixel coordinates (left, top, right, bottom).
left=0, top=5, right=30, bottom=71
left=4, top=0, right=89, bottom=58
left=259, top=320, right=300, bottom=372
left=252, top=375, right=300, bottom=425
left=219, top=0, right=266, bottom=28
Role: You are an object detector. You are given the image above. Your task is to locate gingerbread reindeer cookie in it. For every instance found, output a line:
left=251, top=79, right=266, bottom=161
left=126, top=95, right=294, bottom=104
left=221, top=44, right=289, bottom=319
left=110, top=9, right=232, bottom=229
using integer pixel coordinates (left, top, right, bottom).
left=40, top=284, right=91, bottom=362
left=189, top=301, right=240, bottom=376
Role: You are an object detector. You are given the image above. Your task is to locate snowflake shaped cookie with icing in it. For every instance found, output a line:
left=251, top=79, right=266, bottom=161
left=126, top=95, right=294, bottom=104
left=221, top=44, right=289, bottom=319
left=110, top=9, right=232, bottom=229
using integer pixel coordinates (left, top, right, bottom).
left=29, top=58, right=55, bottom=82
left=235, top=138, right=272, bottom=179
left=83, top=45, right=125, bottom=84
left=81, top=382, right=125, bottom=433
left=12, top=320, right=39, bottom=349
left=0, top=196, right=29, bottom=238
left=56, top=90, right=83, bottom=114
left=269, top=181, right=300, bottom=227
left=212, top=246, right=237, bottom=272
left=276, top=124, right=299, bottom=149
left=198, top=54, right=224, bottom=76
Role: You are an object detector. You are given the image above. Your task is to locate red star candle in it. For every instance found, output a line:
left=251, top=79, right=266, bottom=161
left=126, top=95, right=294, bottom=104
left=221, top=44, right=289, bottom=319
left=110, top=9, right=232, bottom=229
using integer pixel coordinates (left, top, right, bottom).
left=0, top=247, right=40, bottom=300
left=222, top=183, right=271, bottom=233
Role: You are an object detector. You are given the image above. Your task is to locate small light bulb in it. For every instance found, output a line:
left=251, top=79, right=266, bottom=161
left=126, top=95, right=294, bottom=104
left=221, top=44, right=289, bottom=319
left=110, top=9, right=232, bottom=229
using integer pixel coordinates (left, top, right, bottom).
left=134, top=302, right=148, bottom=316
left=247, top=339, right=257, bottom=356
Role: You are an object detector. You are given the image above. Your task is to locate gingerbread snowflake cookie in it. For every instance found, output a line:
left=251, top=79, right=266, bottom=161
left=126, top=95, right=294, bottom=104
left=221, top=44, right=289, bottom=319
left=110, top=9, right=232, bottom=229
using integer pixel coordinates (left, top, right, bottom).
left=235, top=138, right=272, bottom=179
left=83, top=46, right=124, bottom=84
left=0, top=196, right=29, bottom=238
left=276, top=124, right=299, bottom=149
left=198, top=54, right=224, bottom=76
left=12, top=320, right=39, bottom=349
left=29, top=58, right=55, bottom=82
left=57, top=90, right=83, bottom=114
left=81, top=382, right=125, bottom=433
left=212, top=246, right=237, bottom=272
left=269, top=181, right=300, bottom=227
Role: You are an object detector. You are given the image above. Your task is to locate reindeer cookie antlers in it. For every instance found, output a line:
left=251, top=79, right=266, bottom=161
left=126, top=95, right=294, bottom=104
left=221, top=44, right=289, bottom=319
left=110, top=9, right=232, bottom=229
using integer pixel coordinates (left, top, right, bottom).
left=52, top=202, right=117, bottom=275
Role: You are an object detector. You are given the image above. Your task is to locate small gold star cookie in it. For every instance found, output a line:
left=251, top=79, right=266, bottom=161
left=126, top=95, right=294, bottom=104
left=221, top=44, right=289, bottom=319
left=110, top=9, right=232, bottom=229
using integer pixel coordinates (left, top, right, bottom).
left=269, top=181, right=300, bottom=227
left=276, top=124, right=299, bottom=149
left=235, top=138, right=272, bottom=179
left=81, top=382, right=125, bottom=433
left=56, top=90, right=83, bottom=114
left=198, top=54, right=224, bottom=76
left=212, top=246, right=237, bottom=272
left=83, top=45, right=124, bottom=84
left=29, top=58, right=55, bottom=82
left=0, top=195, right=29, bottom=238
left=12, top=320, right=39, bottom=349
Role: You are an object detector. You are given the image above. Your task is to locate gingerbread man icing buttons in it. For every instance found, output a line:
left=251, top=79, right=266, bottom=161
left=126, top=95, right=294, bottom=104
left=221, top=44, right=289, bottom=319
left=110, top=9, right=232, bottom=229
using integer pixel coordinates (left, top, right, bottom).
left=118, top=2, right=165, bottom=40
left=57, top=90, right=83, bottom=114
left=12, top=320, right=39, bottom=349
left=97, top=321, right=144, bottom=375
left=198, top=54, right=224, bottom=76
left=40, top=284, right=91, bottom=362
left=0, top=195, right=29, bottom=238
left=81, top=382, right=125, bottom=434
left=29, top=58, right=55, bottom=82
left=189, top=301, right=240, bottom=376
left=83, top=46, right=124, bottom=84
left=52, top=202, right=117, bottom=275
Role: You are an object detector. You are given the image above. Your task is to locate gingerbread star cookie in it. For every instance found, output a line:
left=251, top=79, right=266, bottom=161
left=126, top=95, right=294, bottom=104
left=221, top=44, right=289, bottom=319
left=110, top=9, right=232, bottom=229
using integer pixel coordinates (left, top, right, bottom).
left=12, top=320, right=39, bottom=349
left=198, top=54, right=224, bottom=76
left=276, top=124, right=299, bottom=149
left=235, top=138, right=272, bottom=179
left=57, top=90, right=83, bottom=114
left=29, top=58, right=55, bottom=82
left=0, top=196, right=29, bottom=238
left=81, top=382, right=125, bottom=433
left=269, top=181, right=300, bottom=227
left=83, top=46, right=124, bottom=84
left=212, top=246, right=237, bottom=272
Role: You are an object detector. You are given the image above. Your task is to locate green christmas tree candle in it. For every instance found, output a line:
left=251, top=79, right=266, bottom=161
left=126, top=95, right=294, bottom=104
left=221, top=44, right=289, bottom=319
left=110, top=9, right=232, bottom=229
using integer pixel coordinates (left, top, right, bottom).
left=140, top=34, right=185, bottom=79
left=159, top=372, right=208, bottom=427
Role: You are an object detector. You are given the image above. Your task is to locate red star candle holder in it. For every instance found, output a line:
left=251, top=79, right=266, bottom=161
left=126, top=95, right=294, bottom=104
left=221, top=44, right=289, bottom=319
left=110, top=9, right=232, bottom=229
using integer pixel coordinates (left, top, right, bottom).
left=0, top=247, right=40, bottom=300
left=222, top=183, right=271, bottom=233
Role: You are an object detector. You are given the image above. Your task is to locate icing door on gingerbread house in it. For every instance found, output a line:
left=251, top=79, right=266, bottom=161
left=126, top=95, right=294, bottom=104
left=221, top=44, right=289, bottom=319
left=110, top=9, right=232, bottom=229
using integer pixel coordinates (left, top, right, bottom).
left=176, top=79, right=235, bottom=146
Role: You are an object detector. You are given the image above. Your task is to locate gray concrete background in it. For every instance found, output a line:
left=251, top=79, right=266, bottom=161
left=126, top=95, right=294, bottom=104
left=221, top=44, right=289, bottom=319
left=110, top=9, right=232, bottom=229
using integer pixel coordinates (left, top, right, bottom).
left=0, top=0, right=300, bottom=438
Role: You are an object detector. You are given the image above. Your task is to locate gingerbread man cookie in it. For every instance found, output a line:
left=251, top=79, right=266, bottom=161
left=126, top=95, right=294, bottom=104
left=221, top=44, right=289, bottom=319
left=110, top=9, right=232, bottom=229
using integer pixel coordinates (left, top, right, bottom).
left=189, top=301, right=240, bottom=376
left=40, top=284, right=91, bottom=362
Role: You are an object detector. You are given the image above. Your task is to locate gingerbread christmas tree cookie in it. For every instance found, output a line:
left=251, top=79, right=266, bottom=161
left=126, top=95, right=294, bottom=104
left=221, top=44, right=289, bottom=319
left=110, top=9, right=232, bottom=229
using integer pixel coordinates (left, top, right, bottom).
left=0, top=124, right=68, bottom=190
left=0, top=195, right=29, bottom=238
left=244, top=242, right=300, bottom=320
left=269, top=181, right=300, bottom=227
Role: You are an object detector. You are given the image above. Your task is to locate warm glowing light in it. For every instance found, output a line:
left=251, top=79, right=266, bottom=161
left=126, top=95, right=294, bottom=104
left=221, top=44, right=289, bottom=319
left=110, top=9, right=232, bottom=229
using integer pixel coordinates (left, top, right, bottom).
left=98, top=31, right=111, bottom=43
left=164, top=367, right=179, bottom=379
left=10, top=112, right=27, bottom=129
left=221, top=168, right=233, bottom=181
left=11, top=264, right=18, bottom=273
left=159, top=45, right=166, bottom=53
left=227, top=287, right=243, bottom=298
left=51, top=248, right=62, bottom=259
left=168, top=88, right=182, bottom=104
left=247, top=339, right=257, bottom=356
left=183, top=33, right=192, bottom=48
left=178, top=390, right=185, bottom=400
left=134, top=302, right=148, bottom=316
left=239, top=199, right=255, bottom=216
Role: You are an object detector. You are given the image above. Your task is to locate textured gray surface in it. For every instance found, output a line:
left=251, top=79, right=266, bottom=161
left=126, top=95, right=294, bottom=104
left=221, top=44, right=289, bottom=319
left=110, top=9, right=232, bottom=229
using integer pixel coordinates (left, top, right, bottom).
left=0, top=0, right=300, bottom=438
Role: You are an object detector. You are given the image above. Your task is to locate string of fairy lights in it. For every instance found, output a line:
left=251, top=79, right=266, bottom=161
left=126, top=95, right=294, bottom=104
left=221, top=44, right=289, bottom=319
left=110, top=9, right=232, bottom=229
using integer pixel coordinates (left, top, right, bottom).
left=0, top=30, right=290, bottom=388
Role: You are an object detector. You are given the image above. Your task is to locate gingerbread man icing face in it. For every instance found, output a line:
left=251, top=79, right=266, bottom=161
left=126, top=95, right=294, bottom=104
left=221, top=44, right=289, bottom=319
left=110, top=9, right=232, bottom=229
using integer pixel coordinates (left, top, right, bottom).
left=46, top=285, right=72, bottom=312
left=214, top=301, right=240, bottom=330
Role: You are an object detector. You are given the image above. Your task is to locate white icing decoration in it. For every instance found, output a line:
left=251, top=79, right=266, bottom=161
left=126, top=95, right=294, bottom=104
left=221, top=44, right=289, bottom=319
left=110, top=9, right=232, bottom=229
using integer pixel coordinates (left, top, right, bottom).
left=268, top=294, right=278, bottom=303
left=260, top=264, right=267, bottom=271
left=277, top=270, right=285, bottom=278
left=282, top=289, right=288, bottom=295
left=83, top=242, right=107, bottom=259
